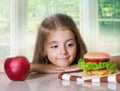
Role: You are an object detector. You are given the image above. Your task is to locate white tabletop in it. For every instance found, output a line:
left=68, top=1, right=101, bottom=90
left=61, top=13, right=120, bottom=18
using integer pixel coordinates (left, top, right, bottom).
left=0, top=72, right=120, bottom=91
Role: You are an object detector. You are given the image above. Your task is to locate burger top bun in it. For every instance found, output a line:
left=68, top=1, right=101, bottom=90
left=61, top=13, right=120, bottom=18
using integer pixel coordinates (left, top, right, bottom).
left=84, top=52, right=110, bottom=59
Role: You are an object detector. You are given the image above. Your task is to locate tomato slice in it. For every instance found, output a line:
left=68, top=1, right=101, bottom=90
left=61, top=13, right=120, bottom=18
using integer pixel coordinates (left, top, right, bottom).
left=85, top=59, right=109, bottom=64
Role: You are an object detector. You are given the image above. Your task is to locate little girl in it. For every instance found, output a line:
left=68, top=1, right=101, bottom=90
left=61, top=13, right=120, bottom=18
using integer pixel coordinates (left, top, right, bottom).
left=30, top=13, right=87, bottom=73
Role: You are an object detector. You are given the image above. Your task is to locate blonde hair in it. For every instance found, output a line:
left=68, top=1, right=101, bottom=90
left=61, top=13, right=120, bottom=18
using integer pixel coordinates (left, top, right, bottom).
left=32, top=13, right=87, bottom=64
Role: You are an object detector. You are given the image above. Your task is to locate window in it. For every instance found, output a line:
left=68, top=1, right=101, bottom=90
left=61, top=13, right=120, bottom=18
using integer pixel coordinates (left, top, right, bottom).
left=80, top=0, right=120, bottom=56
left=97, top=0, right=120, bottom=55
left=0, top=0, right=120, bottom=64
left=0, top=1, right=10, bottom=59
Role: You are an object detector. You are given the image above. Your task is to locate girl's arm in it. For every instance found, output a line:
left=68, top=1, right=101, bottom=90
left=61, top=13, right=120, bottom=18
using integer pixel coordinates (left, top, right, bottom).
left=30, top=63, right=80, bottom=74
left=111, top=55, right=120, bottom=70
left=30, top=63, right=70, bottom=74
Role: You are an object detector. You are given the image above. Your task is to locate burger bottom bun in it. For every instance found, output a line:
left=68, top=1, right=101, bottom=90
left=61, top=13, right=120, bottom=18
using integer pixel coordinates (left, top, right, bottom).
left=85, top=69, right=114, bottom=76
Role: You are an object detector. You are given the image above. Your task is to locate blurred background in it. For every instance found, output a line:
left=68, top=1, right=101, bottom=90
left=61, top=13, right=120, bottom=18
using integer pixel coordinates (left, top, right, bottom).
left=0, top=0, right=120, bottom=62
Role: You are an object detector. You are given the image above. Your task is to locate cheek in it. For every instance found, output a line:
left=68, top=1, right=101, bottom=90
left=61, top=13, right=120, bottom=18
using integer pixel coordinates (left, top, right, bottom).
left=70, top=46, right=77, bottom=56
left=69, top=47, right=77, bottom=61
left=46, top=50, right=56, bottom=61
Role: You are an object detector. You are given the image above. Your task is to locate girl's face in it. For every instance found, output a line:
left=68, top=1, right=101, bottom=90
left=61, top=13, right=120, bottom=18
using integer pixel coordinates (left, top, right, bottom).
left=45, top=28, right=77, bottom=67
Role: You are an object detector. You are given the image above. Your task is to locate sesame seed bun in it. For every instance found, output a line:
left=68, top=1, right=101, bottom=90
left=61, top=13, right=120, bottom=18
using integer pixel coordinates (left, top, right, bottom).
left=84, top=52, right=110, bottom=59
left=83, top=52, right=110, bottom=64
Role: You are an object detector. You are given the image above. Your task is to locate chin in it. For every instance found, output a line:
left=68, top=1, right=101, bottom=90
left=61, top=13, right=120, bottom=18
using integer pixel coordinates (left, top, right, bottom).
left=57, top=64, right=69, bottom=68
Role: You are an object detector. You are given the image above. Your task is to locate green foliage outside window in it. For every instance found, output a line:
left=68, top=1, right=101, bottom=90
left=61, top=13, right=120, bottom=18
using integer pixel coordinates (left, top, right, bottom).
left=98, top=0, right=120, bottom=19
left=27, top=0, right=80, bottom=32
left=98, top=0, right=120, bottom=42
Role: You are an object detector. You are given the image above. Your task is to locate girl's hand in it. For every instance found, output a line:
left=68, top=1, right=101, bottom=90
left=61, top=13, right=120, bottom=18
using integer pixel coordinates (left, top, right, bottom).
left=43, top=64, right=70, bottom=73
left=64, top=64, right=80, bottom=72
left=30, top=63, right=72, bottom=74
left=30, top=63, right=80, bottom=74
left=41, top=64, right=81, bottom=73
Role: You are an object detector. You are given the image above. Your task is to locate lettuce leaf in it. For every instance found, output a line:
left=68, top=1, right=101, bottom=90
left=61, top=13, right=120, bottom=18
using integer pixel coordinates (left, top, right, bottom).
left=78, top=58, right=117, bottom=71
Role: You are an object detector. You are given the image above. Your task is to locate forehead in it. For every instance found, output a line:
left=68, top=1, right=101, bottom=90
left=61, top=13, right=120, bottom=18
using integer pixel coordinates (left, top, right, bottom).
left=46, top=28, right=75, bottom=42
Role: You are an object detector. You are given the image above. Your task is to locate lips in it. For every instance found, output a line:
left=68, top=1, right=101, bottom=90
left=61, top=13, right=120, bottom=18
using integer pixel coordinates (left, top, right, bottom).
left=57, top=56, right=70, bottom=60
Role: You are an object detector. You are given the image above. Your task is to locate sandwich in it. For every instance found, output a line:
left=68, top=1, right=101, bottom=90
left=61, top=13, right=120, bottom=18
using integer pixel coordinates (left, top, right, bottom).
left=78, top=52, right=117, bottom=76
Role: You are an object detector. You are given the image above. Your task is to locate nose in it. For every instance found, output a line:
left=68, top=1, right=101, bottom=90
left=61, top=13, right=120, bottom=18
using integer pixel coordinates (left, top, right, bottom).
left=60, top=46, right=67, bottom=55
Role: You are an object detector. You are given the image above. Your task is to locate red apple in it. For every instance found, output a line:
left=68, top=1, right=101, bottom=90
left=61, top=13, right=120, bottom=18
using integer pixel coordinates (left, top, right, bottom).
left=4, top=56, right=30, bottom=81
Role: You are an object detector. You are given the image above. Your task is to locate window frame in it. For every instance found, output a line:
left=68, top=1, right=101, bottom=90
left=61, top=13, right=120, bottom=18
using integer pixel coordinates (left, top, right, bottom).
left=80, top=0, right=98, bottom=51
left=10, top=0, right=27, bottom=56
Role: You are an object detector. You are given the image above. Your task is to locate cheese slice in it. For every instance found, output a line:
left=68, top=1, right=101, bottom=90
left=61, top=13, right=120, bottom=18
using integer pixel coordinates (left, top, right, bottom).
left=85, top=69, right=114, bottom=76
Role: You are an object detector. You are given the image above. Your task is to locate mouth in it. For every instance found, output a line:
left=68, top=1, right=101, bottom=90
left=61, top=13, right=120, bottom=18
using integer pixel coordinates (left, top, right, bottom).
left=57, top=56, right=70, bottom=60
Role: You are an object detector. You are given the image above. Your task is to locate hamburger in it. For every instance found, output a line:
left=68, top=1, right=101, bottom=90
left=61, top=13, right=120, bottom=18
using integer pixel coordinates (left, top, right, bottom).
left=78, top=52, right=117, bottom=76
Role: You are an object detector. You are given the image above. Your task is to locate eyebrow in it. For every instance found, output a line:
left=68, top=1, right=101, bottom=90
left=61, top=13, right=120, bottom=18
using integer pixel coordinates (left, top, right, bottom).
left=66, top=38, right=76, bottom=42
left=48, top=38, right=76, bottom=45
left=48, top=41, right=57, bottom=45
